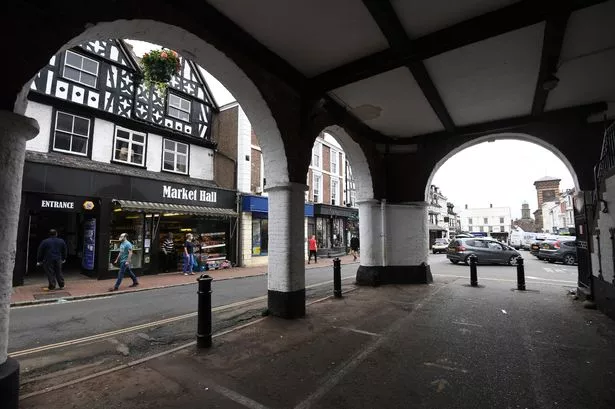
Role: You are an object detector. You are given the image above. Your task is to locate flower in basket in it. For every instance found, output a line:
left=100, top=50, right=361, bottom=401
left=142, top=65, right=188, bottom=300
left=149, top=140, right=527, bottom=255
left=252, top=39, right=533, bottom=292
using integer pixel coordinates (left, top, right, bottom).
left=140, top=48, right=181, bottom=95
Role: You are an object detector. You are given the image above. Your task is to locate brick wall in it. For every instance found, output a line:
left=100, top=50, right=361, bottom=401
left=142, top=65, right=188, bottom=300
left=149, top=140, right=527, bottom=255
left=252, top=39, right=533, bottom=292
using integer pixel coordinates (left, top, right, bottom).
left=251, top=128, right=259, bottom=147
left=251, top=148, right=262, bottom=192
left=323, top=144, right=331, bottom=173
left=213, top=107, right=238, bottom=189
left=323, top=173, right=331, bottom=204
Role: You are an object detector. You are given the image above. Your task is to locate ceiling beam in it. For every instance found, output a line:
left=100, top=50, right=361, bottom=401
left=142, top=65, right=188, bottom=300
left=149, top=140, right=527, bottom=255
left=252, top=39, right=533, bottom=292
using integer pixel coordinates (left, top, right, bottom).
left=396, top=102, right=608, bottom=145
left=311, top=0, right=607, bottom=92
left=361, top=0, right=455, bottom=132
left=531, top=14, right=570, bottom=116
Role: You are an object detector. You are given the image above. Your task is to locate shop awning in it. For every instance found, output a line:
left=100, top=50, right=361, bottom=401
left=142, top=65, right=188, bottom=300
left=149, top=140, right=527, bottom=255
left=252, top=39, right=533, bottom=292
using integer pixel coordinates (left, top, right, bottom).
left=112, top=200, right=237, bottom=217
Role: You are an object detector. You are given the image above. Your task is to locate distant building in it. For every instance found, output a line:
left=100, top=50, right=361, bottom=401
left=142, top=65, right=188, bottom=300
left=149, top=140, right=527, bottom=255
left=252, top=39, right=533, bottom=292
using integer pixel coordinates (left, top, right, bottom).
left=533, top=176, right=561, bottom=231
left=427, top=185, right=449, bottom=246
left=459, top=204, right=512, bottom=241
left=513, top=202, right=537, bottom=232
left=541, top=189, right=576, bottom=234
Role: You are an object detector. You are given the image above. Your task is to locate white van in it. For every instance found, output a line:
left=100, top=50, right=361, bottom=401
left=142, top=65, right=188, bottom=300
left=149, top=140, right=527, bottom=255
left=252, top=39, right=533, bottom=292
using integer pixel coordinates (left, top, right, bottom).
left=509, top=230, right=524, bottom=249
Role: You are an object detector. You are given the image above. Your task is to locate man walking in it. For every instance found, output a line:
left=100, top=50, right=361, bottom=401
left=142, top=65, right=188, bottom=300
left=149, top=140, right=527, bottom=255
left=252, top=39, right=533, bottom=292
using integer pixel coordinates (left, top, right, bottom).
left=161, top=232, right=175, bottom=273
left=308, top=235, right=318, bottom=264
left=36, top=229, right=67, bottom=291
left=350, top=235, right=360, bottom=261
left=110, top=233, right=139, bottom=291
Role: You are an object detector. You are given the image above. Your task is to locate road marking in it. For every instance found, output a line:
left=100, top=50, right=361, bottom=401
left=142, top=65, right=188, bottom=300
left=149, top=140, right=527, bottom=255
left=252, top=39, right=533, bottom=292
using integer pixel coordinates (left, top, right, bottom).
left=452, top=321, right=482, bottom=327
left=424, top=362, right=468, bottom=373
left=334, top=326, right=381, bottom=337
left=434, top=273, right=576, bottom=285
left=544, top=268, right=554, bottom=273
left=430, top=379, right=451, bottom=393
left=11, top=275, right=355, bottom=358
left=501, top=310, right=507, bottom=314
left=525, top=276, right=576, bottom=284
left=208, top=383, right=272, bottom=409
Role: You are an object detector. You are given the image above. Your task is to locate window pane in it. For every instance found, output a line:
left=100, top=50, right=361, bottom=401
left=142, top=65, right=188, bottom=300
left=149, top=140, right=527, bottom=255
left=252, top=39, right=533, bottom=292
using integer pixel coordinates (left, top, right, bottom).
left=177, top=143, right=187, bottom=154
left=132, top=133, right=145, bottom=143
left=132, top=152, right=143, bottom=165
left=116, top=129, right=130, bottom=140
left=56, top=113, right=73, bottom=132
left=72, top=136, right=88, bottom=154
left=168, top=107, right=181, bottom=119
left=163, top=152, right=174, bottom=169
left=180, top=99, right=190, bottom=111
left=82, top=58, right=98, bottom=74
left=164, top=139, right=174, bottom=150
left=176, top=163, right=187, bottom=173
left=177, top=154, right=187, bottom=166
left=63, top=66, right=81, bottom=82
left=65, top=51, right=82, bottom=67
left=73, top=117, right=89, bottom=136
left=132, top=144, right=144, bottom=156
left=169, top=94, right=179, bottom=108
left=179, top=111, right=190, bottom=121
left=115, top=140, right=129, bottom=161
left=54, top=132, right=71, bottom=151
left=81, top=73, right=97, bottom=87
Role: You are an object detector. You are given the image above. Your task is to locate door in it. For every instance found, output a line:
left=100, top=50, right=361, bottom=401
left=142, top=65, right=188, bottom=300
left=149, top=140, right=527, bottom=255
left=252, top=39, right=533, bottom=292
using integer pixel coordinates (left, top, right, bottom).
left=574, top=192, right=593, bottom=292
left=486, top=241, right=506, bottom=263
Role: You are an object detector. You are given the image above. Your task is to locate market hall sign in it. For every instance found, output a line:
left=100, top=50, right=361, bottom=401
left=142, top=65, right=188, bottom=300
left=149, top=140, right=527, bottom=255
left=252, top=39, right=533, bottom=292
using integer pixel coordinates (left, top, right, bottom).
left=162, top=185, right=218, bottom=203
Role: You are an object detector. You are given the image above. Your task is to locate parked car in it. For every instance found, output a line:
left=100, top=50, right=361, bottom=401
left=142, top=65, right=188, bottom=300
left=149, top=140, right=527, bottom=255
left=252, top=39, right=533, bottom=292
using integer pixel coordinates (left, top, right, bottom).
left=447, top=238, right=521, bottom=265
left=529, top=239, right=549, bottom=258
left=538, top=240, right=577, bottom=265
left=432, top=238, right=449, bottom=254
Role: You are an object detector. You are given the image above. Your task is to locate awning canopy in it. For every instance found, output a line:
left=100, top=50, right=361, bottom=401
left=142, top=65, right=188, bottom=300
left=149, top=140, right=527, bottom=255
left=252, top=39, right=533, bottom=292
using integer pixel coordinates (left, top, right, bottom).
left=112, top=199, right=237, bottom=217
left=429, top=223, right=447, bottom=231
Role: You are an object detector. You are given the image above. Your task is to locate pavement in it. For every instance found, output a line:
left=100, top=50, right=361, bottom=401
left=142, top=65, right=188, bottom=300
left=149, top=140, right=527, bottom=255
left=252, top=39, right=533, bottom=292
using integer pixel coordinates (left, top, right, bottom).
left=11, top=255, right=358, bottom=306
left=19, top=269, right=615, bottom=408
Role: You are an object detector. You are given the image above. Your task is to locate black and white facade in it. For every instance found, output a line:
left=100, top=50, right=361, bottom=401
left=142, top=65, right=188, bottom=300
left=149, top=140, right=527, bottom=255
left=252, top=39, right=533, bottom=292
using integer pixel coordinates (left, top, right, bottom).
left=14, top=39, right=238, bottom=285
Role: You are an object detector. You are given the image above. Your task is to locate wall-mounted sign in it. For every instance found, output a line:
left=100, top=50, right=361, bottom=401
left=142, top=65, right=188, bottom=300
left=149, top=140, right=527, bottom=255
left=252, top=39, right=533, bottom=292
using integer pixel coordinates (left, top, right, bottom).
left=162, top=185, right=217, bottom=203
left=83, top=200, right=95, bottom=210
left=41, top=200, right=75, bottom=209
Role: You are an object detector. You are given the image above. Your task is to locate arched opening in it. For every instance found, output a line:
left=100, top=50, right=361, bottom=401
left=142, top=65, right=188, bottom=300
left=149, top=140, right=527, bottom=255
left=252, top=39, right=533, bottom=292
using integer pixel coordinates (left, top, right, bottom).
left=425, top=133, right=580, bottom=280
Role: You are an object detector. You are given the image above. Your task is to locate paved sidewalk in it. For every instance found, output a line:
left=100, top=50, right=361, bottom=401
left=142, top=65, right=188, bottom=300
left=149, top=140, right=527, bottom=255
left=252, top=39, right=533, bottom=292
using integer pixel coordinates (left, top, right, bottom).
left=20, top=275, right=615, bottom=409
left=11, top=255, right=358, bottom=305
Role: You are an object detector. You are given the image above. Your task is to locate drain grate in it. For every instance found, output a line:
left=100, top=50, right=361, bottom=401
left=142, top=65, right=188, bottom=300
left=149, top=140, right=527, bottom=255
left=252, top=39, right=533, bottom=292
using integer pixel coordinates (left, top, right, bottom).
left=33, top=291, right=71, bottom=300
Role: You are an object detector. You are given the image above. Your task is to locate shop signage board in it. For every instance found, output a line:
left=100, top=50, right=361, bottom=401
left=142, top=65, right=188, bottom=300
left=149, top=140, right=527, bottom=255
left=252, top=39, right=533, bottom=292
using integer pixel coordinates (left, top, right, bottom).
left=162, top=185, right=217, bottom=203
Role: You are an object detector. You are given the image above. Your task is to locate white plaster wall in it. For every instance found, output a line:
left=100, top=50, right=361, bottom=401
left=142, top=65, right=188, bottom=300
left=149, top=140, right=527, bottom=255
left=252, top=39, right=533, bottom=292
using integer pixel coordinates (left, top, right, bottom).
left=358, top=200, right=383, bottom=267
left=146, top=133, right=163, bottom=172
left=595, top=176, right=615, bottom=282
left=459, top=207, right=512, bottom=233
left=386, top=203, right=428, bottom=266
left=190, top=145, right=214, bottom=180
left=240, top=212, right=252, bottom=266
left=237, top=106, right=252, bottom=193
left=24, top=101, right=52, bottom=153
left=267, top=183, right=306, bottom=292
left=91, top=118, right=114, bottom=163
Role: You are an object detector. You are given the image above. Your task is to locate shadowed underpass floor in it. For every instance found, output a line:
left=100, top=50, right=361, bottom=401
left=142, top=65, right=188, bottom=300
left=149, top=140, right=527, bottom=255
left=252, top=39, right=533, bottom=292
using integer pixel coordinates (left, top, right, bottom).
left=21, top=276, right=615, bottom=409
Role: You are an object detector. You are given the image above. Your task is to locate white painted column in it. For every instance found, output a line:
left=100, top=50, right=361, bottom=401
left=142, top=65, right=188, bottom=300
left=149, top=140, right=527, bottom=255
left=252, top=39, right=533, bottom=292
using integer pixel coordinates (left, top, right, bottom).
left=266, top=182, right=307, bottom=318
left=356, top=200, right=431, bottom=285
left=0, top=112, right=38, bottom=364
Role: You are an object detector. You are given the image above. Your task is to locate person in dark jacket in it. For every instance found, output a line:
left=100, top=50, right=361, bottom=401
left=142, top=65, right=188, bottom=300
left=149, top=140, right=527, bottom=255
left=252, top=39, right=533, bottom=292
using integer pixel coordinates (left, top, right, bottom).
left=36, top=229, right=67, bottom=291
left=350, top=235, right=360, bottom=261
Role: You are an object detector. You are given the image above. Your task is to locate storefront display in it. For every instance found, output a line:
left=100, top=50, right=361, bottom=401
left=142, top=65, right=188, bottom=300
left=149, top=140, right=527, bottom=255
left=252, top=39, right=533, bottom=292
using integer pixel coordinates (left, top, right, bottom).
left=109, top=211, right=144, bottom=271
left=251, top=216, right=268, bottom=256
left=313, top=204, right=359, bottom=257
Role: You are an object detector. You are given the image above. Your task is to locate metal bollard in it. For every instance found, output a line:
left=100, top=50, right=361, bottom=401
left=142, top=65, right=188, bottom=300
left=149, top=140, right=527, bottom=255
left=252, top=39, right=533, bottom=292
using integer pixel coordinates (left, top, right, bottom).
left=469, top=255, right=478, bottom=287
left=197, top=274, right=213, bottom=348
left=516, top=256, right=526, bottom=291
left=333, top=257, right=342, bottom=298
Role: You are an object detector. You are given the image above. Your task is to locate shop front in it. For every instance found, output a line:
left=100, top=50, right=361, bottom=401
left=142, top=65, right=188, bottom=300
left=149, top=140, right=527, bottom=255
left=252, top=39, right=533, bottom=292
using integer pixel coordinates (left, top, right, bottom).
left=14, top=161, right=238, bottom=286
left=240, top=195, right=314, bottom=267
left=313, top=204, right=359, bottom=258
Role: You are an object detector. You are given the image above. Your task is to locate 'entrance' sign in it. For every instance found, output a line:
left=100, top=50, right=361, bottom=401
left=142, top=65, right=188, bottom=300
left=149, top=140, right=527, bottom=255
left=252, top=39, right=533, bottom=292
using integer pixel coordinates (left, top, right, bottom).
left=41, top=200, right=75, bottom=209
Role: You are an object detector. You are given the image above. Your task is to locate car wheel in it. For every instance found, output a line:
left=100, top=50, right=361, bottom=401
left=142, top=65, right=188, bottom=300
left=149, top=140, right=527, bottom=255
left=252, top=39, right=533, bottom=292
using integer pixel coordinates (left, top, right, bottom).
left=563, top=254, right=576, bottom=265
left=450, top=260, right=459, bottom=264
left=508, top=256, right=519, bottom=266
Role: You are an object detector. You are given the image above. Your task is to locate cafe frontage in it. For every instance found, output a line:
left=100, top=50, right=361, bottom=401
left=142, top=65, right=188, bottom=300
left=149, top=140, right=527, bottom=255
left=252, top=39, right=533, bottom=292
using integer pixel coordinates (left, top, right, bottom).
left=13, top=161, right=238, bottom=286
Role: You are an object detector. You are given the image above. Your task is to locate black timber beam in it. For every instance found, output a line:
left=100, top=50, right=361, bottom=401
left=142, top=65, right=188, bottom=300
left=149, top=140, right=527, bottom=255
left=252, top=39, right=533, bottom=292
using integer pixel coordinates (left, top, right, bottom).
left=531, top=14, right=570, bottom=116
left=398, top=102, right=608, bottom=145
left=311, top=0, right=607, bottom=92
left=361, top=0, right=455, bottom=132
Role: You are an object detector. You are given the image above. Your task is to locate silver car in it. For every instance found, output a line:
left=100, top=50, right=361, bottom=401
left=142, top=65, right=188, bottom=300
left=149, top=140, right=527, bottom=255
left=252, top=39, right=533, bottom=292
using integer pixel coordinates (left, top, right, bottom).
left=446, top=237, right=521, bottom=265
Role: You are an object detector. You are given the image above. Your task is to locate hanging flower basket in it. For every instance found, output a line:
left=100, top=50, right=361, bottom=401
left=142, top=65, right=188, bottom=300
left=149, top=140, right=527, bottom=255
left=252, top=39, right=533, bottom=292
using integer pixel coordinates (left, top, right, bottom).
left=140, top=48, right=181, bottom=95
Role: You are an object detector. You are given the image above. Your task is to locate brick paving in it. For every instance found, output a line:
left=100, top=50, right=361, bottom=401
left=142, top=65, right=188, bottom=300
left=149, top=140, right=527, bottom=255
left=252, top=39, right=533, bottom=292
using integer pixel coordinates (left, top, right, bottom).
left=11, top=254, right=358, bottom=305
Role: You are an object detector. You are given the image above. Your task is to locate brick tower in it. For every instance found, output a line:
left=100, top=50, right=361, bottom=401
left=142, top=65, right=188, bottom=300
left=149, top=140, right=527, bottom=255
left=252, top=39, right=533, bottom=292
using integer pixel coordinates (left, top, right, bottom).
left=533, top=176, right=561, bottom=231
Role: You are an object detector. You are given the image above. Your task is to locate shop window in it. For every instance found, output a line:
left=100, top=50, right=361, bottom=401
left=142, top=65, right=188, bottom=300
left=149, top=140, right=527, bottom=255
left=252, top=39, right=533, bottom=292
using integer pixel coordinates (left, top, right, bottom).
left=113, top=127, right=146, bottom=166
left=500, top=217, right=505, bottom=224
left=251, top=218, right=269, bottom=256
left=52, top=111, right=90, bottom=156
left=331, top=178, right=339, bottom=205
left=167, top=93, right=191, bottom=122
left=63, top=50, right=99, bottom=88
left=313, top=173, right=322, bottom=203
left=500, top=226, right=505, bottom=232
left=163, top=139, right=189, bottom=174
left=109, top=211, right=144, bottom=271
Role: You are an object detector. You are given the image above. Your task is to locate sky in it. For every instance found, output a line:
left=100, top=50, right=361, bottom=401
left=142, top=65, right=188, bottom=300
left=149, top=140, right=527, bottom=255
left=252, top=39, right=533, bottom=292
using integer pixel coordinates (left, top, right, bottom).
left=431, top=140, right=575, bottom=219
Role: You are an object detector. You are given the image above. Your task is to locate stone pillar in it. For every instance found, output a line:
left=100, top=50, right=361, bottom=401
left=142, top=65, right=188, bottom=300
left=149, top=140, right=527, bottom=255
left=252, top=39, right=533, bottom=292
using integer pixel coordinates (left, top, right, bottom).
left=266, top=182, right=307, bottom=318
left=356, top=200, right=432, bottom=286
left=0, top=111, right=39, bottom=408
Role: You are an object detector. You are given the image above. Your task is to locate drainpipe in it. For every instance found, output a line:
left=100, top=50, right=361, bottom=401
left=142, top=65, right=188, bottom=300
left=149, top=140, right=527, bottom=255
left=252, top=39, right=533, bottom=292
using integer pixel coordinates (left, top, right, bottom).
left=381, top=199, right=387, bottom=267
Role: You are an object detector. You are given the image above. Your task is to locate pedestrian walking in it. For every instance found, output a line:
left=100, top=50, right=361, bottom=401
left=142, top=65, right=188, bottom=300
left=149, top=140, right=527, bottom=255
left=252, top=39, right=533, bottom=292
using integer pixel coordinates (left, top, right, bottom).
left=183, top=233, right=195, bottom=275
left=308, top=235, right=318, bottom=264
left=161, top=232, right=175, bottom=273
left=109, top=233, right=139, bottom=291
left=350, top=235, right=360, bottom=261
left=36, top=229, right=67, bottom=291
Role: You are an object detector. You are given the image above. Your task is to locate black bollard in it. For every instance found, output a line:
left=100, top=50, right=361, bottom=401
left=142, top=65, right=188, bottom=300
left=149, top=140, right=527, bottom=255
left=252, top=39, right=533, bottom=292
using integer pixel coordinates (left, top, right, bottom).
left=197, top=274, right=213, bottom=348
left=516, top=256, right=526, bottom=291
left=333, top=257, right=342, bottom=298
left=469, top=255, right=478, bottom=287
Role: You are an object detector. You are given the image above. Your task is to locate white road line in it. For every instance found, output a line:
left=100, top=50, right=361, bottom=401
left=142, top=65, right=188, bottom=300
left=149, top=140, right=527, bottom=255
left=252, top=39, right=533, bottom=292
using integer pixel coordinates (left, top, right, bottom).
left=423, top=362, right=468, bottom=373
left=434, top=273, right=576, bottom=285
left=209, top=383, right=272, bottom=409
left=11, top=275, right=355, bottom=358
left=334, top=326, right=381, bottom=337
left=452, top=321, right=483, bottom=327
left=544, top=268, right=554, bottom=273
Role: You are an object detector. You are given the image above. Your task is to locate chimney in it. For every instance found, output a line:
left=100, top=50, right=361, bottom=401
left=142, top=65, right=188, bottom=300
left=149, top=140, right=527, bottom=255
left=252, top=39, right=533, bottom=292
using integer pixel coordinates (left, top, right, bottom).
left=465, top=204, right=468, bottom=209
left=490, top=203, right=493, bottom=208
